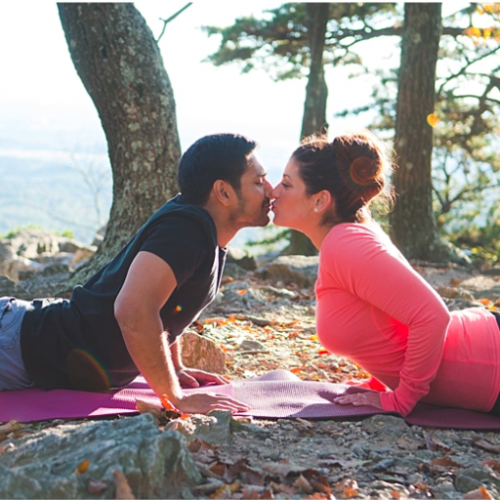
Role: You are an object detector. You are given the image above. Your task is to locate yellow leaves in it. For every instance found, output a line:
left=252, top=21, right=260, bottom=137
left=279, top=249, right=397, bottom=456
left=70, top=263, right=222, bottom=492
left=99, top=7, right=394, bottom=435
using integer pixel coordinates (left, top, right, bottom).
left=476, top=3, right=500, bottom=16
left=427, top=113, right=440, bottom=127
left=463, top=20, right=500, bottom=43
left=74, top=459, right=90, bottom=475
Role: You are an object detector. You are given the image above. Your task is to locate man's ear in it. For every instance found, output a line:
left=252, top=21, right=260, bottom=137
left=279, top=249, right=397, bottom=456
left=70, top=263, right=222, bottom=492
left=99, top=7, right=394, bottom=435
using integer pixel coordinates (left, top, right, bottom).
left=212, top=180, right=234, bottom=206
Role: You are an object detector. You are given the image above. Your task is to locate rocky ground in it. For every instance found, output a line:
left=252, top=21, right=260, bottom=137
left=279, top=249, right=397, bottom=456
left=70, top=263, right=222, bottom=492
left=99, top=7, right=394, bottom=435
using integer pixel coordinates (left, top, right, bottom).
left=3, top=229, right=500, bottom=499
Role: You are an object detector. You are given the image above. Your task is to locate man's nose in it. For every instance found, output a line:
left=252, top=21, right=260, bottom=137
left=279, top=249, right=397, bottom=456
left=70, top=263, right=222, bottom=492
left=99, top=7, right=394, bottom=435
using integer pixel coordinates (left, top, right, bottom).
left=264, top=179, right=273, bottom=196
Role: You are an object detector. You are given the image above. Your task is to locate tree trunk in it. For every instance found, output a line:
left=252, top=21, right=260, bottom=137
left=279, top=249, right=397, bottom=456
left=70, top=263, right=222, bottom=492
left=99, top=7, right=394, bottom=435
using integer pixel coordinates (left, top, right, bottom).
left=57, top=3, right=181, bottom=292
left=301, top=3, right=329, bottom=138
left=390, top=3, right=465, bottom=263
left=285, top=3, right=329, bottom=256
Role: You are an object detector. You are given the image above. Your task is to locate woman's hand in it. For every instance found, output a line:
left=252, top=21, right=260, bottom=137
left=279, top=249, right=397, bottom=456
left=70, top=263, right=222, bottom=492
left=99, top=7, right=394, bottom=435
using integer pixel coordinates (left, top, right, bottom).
left=176, top=367, right=229, bottom=388
left=334, top=390, right=382, bottom=409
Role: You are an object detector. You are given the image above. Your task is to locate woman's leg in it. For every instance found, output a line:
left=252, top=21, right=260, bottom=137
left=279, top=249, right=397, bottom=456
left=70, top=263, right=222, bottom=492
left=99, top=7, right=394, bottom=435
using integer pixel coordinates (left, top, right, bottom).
left=0, top=297, right=34, bottom=390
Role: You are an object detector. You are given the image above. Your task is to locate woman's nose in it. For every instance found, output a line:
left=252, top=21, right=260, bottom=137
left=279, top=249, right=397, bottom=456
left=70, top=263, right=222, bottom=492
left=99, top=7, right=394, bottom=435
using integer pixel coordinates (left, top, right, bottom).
left=272, top=184, right=281, bottom=198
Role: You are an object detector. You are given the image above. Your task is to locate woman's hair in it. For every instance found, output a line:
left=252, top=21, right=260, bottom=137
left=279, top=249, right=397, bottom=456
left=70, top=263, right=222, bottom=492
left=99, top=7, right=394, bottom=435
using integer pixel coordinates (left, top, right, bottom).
left=292, top=130, right=392, bottom=224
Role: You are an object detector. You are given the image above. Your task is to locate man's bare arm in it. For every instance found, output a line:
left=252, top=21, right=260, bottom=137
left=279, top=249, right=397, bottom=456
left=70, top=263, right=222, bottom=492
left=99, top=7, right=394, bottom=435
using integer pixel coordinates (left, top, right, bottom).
left=114, top=251, right=249, bottom=413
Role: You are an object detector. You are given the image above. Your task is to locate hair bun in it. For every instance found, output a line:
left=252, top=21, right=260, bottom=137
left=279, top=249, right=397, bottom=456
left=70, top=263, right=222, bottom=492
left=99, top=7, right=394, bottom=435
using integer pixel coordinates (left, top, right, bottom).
left=349, top=156, right=382, bottom=186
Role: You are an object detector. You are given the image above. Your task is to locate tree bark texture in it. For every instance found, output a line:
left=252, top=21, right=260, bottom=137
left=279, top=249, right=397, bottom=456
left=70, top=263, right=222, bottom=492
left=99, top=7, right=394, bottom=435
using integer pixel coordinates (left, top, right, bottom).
left=301, top=2, right=329, bottom=138
left=57, top=3, right=181, bottom=291
left=286, top=3, right=329, bottom=257
left=390, top=3, right=446, bottom=261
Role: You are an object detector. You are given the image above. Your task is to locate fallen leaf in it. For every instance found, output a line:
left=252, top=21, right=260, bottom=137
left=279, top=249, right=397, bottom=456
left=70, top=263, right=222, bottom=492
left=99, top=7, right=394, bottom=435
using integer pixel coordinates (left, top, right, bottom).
left=88, top=479, right=107, bottom=495
left=113, top=470, right=135, bottom=500
left=240, top=485, right=262, bottom=500
left=414, top=482, right=430, bottom=493
left=482, top=458, right=500, bottom=473
left=450, top=278, right=462, bottom=285
left=210, top=463, right=227, bottom=478
left=344, top=487, right=359, bottom=498
left=270, top=481, right=295, bottom=496
left=75, top=459, right=90, bottom=475
left=462, top=486, right=493, bottom=499
left=391, top=490, right=401, bottom=499
left=262, top=462, right=296, bottom=477
left=423, top=431, right=452, bottom=452
left=293, top=474, right=314, bottom=494
left=335, top=478, right=358, bottom=497
left=396, top=434, right=423, bottom=450
left=474, top=438, right=500, bottom=453
left=210, top=482, right=241, bottom=499
left=431, top=457, right=461, bottom=468
left=295, top=417, right=314, bottom=428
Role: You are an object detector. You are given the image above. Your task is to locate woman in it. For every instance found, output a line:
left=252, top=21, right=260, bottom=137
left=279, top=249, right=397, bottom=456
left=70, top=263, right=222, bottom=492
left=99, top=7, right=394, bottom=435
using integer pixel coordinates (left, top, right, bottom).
left=271, top=130, right=500, bottom=417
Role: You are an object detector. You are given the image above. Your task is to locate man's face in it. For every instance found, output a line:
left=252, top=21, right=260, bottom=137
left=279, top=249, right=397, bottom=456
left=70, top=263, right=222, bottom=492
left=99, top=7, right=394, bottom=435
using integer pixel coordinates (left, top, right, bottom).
left=229, top=154, right=273, bottom=228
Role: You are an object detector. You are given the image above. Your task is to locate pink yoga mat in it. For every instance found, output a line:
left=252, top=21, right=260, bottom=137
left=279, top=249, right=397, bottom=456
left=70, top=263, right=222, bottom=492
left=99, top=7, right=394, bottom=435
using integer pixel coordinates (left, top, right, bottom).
left=1, top=370, right=500, bottom=429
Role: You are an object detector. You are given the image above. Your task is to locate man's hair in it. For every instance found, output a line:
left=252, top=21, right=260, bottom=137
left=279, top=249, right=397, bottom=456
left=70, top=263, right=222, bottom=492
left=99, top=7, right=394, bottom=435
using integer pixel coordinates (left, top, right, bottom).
left=177, top=133, right=258, bottom=206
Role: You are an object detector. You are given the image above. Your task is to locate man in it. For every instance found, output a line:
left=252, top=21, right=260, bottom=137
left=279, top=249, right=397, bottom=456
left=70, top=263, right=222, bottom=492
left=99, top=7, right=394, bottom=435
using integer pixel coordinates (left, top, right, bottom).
left=0, top=133, right=272, bottom=414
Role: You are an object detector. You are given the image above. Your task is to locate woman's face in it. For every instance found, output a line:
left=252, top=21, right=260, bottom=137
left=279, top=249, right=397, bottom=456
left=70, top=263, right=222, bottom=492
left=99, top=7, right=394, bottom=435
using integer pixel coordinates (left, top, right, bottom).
left=272, top=157, right=315, bottom=231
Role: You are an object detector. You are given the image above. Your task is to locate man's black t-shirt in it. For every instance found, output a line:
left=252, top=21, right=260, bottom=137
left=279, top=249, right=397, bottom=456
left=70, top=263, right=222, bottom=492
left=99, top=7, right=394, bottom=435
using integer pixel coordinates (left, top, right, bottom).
left=20, top=195, right=226, bottom=391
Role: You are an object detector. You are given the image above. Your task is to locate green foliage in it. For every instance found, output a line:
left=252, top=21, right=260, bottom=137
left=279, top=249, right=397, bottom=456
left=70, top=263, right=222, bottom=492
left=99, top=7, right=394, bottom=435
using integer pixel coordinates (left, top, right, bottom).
left=203, top=3, right=398, bottom=81
left=244, top=225, right=290, bottom=255
left=55, top=229, right=76, bottom=239
left=3, top=225, right=75, bottom=240
left=5, top=224, right=43, bottom=239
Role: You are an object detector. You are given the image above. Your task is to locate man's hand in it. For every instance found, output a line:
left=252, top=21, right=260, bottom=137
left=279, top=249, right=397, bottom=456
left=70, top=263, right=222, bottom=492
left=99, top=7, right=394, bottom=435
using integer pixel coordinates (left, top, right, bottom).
left=176, top=368, right=229, bottom=388
left=175, top=392, right=250, bottom=414
left=333, top=390, right=382, bottom=409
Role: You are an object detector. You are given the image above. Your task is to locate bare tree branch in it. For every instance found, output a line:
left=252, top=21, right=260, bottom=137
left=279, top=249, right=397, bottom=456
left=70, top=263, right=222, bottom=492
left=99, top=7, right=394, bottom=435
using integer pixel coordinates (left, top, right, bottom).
left=156, top=2, right=193, bottom=43
left=437, top=44, right=500, bottom=95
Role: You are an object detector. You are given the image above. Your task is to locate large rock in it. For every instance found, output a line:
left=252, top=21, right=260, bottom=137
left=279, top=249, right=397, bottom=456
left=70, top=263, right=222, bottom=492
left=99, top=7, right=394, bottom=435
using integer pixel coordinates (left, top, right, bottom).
left=0, top=228, right=95, bottom=282
left=180, top=332, right=226, bottom=374
left=255, top=255, right=319, bottom=287
left=0, top=414, right=201, bottom=499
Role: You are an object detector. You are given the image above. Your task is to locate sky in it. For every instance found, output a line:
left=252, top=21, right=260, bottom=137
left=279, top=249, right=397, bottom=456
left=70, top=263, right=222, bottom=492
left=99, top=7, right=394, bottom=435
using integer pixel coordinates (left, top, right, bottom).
left=0, top=1, right=470, bottom=246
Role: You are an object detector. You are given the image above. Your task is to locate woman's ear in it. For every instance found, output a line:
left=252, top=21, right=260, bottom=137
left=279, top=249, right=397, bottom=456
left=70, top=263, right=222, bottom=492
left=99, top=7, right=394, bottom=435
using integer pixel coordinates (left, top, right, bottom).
left=314, top=190, right=333, bottom=214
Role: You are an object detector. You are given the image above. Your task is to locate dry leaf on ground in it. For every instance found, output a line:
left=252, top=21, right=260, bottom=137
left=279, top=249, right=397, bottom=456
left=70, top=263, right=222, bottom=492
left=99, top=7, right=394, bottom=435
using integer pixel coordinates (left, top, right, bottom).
left=474, top=438, right=500, bottom=453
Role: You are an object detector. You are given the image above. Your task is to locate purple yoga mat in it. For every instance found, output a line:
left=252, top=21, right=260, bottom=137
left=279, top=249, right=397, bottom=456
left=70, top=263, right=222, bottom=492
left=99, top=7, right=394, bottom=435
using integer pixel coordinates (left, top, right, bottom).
left=1, top=369, right=500, bottom=429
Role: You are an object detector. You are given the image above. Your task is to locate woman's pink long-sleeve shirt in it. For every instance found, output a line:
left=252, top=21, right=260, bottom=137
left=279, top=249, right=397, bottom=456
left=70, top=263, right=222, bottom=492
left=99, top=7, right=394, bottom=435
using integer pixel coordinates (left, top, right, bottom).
left=316, top=223, right=500, bottom=416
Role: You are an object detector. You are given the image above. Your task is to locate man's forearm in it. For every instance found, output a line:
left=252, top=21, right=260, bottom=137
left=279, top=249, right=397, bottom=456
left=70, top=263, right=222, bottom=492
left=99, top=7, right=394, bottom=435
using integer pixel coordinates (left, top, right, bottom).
left=117, top=312, right=183, bottom=405
left=170, top=340, right=184, bottom=371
